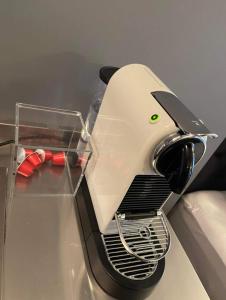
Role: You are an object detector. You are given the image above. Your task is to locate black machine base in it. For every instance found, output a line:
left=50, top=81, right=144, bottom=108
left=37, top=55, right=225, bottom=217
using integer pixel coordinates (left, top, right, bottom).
left=75, top=178, right=165, bottom=300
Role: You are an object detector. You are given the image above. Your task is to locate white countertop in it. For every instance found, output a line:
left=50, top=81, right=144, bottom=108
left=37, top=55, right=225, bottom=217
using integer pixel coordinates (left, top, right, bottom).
left=3, top=186, right=209, bottom=300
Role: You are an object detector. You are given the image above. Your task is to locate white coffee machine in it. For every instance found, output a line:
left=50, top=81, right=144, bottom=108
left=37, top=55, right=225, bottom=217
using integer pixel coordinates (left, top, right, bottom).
left=76, top=64, right=216, bottom=300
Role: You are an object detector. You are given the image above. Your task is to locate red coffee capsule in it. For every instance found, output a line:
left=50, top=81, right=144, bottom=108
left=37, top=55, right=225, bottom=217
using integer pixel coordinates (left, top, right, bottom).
left=25, top=149, right=33, bottom=156
left=27, top=152, right=43, bottom=168
left=36, top=149, right=53, bottom=162
left=52, top=152, right=66, bottom=166
left=17, top=147, right=33, bottom=164
left=35, top=149, right=45, bottom=162
left=17, top=160, right=34, bottom=177
left=44, top=150, right=53, bottom=161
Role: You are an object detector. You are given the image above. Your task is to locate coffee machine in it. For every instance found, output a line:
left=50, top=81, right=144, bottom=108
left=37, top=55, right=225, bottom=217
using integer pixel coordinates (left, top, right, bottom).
left=76, top=64, right=217, bottom=299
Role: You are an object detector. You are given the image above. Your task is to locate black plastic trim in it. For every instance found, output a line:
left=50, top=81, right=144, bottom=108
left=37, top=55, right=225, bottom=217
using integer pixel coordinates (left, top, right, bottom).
left=151, top=91, right=210, bottom=135
left=76, top=178, right=165, bottom=299
left=99, top=66, right=120, bottom=84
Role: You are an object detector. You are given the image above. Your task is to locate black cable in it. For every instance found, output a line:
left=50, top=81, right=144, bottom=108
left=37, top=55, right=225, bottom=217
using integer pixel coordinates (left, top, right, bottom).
left=0, top=139, right=14, bottom=147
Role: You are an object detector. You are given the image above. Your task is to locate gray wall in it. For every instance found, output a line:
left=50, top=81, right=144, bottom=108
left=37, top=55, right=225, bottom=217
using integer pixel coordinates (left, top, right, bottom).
left=0, top=0, right=225, bottom=152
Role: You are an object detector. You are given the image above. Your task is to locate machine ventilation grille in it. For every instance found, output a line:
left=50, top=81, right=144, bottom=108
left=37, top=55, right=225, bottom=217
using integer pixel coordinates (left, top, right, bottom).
left=102, top=233, right=158, bottom=280
left=118, top=175, right=171, bottom=213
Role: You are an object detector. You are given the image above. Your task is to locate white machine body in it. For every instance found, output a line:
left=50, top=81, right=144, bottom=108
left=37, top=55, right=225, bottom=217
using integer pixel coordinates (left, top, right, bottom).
left=85, top=64, right=179, bottom=233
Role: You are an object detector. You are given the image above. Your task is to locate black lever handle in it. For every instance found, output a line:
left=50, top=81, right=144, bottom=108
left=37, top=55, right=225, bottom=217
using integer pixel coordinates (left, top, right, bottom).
left=171, top=142, right=195, bottom=194
left=156, top=141, right=195, bottom=194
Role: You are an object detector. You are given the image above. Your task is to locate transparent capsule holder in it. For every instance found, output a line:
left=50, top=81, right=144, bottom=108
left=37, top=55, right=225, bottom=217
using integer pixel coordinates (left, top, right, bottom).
left=8, top=103, right=92, bottom=209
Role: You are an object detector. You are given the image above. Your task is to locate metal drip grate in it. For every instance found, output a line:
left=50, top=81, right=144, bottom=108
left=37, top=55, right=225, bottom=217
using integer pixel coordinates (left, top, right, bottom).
left=102, top=233, right=158, bottom=280
left=115, top=211, right=170, bottom=263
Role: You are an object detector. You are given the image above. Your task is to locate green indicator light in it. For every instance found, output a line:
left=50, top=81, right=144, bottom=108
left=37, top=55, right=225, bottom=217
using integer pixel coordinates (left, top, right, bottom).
left=149, top=114, right=160, bottom=123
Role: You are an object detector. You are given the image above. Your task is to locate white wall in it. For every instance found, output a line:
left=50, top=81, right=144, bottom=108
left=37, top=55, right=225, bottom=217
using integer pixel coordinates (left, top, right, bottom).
left=0, top=0, right=225, bottom=153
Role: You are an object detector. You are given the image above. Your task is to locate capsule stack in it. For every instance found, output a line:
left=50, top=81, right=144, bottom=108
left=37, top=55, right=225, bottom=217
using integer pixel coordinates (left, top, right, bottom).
left=16, top=148, right=76, bottom=178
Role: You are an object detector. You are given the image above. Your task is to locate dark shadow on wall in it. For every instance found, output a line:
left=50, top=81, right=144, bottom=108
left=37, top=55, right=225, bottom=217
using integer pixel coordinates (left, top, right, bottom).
left=0, top=52, right=102, bottom=123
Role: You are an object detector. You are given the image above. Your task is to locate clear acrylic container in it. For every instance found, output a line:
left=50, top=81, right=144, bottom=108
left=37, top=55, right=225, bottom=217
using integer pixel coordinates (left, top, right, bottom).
left=8, top=103, right=92, bottom=203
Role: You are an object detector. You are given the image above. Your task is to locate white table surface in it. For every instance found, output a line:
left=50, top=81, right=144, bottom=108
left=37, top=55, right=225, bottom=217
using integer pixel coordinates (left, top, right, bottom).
left=3, top=187, right=209, bottom=300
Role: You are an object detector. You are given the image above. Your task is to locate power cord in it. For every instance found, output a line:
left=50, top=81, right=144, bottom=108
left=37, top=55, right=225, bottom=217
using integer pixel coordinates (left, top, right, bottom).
left=0, top=140, right=14, bottom=147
